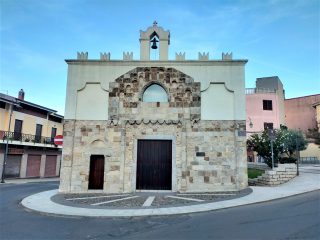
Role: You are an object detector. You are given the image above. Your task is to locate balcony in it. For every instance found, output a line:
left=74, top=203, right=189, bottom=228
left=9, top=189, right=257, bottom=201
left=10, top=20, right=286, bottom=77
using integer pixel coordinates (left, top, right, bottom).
left=0, top=130, right=61, bottom=148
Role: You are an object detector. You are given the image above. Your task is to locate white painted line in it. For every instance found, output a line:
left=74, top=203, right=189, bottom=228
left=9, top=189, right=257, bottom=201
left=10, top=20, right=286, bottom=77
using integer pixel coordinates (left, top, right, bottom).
left=177, top=193, right=235, bottom=196
left=91, top=196, right=139, bottom=206
left=166, top=195, right=204, bottom=202
left=142, top=196, right=155, bottom=207
left=66, top=194, right=130, bottom=201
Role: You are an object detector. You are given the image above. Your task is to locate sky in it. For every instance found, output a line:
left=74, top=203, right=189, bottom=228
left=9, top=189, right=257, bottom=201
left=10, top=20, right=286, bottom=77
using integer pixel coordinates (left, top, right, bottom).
left=1, top=0, right=319, bottom=115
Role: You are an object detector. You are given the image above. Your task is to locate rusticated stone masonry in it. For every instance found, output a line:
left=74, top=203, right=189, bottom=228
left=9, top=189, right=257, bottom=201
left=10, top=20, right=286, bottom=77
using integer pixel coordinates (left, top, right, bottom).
left=108, top=67, right=201, bottom=121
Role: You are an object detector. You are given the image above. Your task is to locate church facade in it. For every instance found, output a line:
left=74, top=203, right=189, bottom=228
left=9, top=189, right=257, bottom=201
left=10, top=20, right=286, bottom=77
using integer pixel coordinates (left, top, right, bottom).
left=59, top=23, right=248, bottom=193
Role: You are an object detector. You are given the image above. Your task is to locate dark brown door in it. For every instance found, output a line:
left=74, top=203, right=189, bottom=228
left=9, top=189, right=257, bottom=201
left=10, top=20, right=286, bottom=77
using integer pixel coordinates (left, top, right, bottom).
left=35, top=124, right=42, bottom=143
left=50, top=127, right=57, bottom=144
left=4, top=155, right=22, bottom=178
left=14, top=120, right=23, bottom=140
left=136, top=140, right=172, bottom=190
left=44, top=155, right=57, bottom=177
left=26, top=155, right=41, bottom=177
left=88, top=155, right=105, bottom=190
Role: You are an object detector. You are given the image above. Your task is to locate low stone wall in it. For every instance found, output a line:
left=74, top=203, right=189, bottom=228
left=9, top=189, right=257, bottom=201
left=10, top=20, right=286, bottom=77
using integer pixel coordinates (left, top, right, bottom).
left=247, top=163, right=270, bottom=171
left=249, top=164, right=297, bottom=186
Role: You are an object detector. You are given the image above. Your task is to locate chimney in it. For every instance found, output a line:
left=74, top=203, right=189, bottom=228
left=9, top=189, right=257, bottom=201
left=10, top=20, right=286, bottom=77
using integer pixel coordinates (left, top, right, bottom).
left=18, top=89, right=25, bottom=100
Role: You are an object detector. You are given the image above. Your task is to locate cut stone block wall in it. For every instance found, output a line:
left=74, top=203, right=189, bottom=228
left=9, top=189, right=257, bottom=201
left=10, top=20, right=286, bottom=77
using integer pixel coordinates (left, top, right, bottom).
left=59, top=119, right=248, bottom=193
left=249, top=164, right=296, bottom=186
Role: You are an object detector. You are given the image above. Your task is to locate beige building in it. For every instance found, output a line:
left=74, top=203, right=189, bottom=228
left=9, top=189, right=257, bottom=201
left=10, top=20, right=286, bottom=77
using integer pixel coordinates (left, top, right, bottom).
left=60, top=23, right=248, bottom=193
left=312, top=102, right=320, bottom=131
left=285, top=94, right=320, bottom=161
left=0, top=90, right=63, bottom=179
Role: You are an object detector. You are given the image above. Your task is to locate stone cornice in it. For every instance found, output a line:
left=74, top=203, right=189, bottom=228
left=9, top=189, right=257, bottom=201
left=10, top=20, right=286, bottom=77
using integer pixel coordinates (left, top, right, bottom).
left=65, top=60, right=248, bottom=66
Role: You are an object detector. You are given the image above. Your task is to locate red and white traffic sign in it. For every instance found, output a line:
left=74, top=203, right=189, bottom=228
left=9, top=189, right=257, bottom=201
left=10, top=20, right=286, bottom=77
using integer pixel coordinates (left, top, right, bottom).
left=54, top=135, right=63, bottom=146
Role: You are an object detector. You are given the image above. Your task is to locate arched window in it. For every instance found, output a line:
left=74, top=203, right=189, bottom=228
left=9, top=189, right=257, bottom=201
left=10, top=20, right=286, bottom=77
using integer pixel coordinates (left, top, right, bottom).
left=143, top=84, right=168, bottom=102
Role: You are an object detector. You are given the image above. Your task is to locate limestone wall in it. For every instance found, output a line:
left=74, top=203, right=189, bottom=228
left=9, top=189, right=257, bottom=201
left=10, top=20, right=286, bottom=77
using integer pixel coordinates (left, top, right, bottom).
left=249, top=164, right=296, bottom=186
left=59, top=119, right=248, bottom=193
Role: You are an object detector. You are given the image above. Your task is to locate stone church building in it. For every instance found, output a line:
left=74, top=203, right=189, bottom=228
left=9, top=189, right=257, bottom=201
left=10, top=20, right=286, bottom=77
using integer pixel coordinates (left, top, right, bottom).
left=59, top=23, right=248, bottom=193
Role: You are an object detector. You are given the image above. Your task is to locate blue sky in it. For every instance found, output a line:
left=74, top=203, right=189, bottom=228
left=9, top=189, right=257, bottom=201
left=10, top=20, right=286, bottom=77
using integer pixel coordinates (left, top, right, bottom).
left=1, top=0, right=319, bottom=115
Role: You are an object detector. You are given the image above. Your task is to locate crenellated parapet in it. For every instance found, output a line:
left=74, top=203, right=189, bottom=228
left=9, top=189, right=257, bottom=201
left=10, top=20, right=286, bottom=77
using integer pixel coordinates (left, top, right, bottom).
left=123, top=52, right=133, bottom=61
left=175, top=52, right=186, bottom=61
left=100, top=52, right=111, bottom=61
left=198, top=52, right=209, bottom=60
left=222, top=52, right=233, bottom=60
left=77, top=52, right=88, bottom=60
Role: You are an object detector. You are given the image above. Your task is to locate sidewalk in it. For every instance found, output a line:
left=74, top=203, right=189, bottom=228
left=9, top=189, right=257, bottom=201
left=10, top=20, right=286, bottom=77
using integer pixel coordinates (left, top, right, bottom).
left=3, top=177, right=59, bottom=184
left=21, top=167, right=320, bottom=217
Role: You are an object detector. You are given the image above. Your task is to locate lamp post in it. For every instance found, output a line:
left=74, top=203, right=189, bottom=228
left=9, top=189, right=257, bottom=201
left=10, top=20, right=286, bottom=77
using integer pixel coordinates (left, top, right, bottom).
left=296, top=138, right=299, bottom=176
left=268, top=129, right=276, bottom=169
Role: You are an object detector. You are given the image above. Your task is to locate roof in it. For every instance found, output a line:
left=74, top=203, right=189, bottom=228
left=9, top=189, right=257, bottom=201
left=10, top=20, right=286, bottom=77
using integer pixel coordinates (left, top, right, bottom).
left=312, top=101, right=320, bottom=108
left=285, top=94, right=320, bottom=101
left=0, top=93, right=63, bottom=119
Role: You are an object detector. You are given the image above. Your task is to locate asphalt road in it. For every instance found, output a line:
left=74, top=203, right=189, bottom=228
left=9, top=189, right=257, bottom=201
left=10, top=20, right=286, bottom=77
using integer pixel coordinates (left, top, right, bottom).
left=0, top=181, right=319, bottom=240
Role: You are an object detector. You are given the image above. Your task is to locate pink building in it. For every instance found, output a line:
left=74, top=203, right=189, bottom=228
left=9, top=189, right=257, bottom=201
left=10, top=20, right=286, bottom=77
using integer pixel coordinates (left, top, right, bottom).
left=285, top=94, right=320, bottom=133
left=246, top=76, right=285, bottom=133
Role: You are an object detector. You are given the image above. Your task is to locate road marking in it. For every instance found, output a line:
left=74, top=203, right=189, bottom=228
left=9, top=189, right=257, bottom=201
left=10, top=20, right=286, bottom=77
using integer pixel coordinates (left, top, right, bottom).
left=177, top=193, right=235, bottom=196
left=165, top=195, right=204, bottom=202
left=66, top=194, right=130, bottom=201
left=142, top=196, right=155, bottom=207
left=91, top=196, right=139, bottom=206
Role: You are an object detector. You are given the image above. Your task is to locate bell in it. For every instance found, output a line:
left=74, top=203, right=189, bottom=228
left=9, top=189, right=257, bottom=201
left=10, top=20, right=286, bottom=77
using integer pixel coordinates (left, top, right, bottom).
left=150, top=37, right=158, bottom=49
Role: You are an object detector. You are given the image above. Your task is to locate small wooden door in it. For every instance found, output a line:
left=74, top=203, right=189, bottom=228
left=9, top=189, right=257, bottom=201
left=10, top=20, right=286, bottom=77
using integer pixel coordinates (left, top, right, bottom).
left=88, top=155, right=105, bottom=190
left=136, top=140, right=172, bottom=190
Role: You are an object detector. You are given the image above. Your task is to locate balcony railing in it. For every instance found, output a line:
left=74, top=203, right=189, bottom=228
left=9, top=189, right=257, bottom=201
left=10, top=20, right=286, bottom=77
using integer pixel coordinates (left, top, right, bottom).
left=245, top=88, right=277, bottom=95
left=0, top=130, right=56, bottom=145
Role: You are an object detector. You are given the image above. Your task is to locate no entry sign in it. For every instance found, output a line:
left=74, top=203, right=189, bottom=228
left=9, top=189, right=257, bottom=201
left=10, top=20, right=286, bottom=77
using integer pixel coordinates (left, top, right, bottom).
left=54, top=135, right=63, bottom=146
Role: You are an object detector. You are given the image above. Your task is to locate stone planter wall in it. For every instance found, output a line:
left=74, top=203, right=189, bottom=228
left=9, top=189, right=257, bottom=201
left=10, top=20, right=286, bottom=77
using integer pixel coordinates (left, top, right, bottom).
left=249, top=164, right=297, bottom=186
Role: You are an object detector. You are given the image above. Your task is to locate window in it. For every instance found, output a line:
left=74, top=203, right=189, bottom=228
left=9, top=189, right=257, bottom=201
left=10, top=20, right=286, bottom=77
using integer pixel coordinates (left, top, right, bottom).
left=0, top=102, right=5, bottom=109
left=263, top=100, right=273, bottom=110
left=264, top=122, right=273, bottom=130
left=143, top=84, right=168, bottom=102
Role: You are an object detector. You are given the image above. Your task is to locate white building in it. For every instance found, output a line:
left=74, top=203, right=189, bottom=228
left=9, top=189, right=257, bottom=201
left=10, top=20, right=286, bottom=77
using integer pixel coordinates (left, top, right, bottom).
left=59, top=23, right=248, bottom=193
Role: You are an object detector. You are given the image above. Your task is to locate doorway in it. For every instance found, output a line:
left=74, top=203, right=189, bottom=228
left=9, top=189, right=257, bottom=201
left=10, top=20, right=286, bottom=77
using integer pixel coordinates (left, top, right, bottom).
left=88, top=155, right=105, bottom=190
left=136, top=140, right=172, bottom=190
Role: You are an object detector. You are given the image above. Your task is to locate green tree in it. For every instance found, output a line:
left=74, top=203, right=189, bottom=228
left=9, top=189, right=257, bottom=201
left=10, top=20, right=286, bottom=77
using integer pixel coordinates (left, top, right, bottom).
left=247, top=128, right=308, bottom=168
left=282, top=129, right=308, bottom=157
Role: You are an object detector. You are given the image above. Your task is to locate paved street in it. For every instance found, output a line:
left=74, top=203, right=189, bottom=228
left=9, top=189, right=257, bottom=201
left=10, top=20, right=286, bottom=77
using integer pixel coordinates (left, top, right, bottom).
left=1, top=181, right=319, bottom=240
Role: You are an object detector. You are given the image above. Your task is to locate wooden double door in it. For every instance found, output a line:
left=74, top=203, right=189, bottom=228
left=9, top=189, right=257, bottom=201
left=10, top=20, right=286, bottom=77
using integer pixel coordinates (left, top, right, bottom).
left=136, top=140, right=172, bottom=190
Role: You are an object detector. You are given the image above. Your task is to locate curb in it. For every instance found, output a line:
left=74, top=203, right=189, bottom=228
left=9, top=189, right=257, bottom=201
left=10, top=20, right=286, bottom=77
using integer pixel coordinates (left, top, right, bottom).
left=21, top=185, right=320, bottom=217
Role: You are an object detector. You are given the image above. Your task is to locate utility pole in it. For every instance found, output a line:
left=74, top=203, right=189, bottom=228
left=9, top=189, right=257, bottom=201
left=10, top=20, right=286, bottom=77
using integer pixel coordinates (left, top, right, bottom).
left=296, top=138, right=299, bottom=176
left=1, top=105, right=14, bottom=183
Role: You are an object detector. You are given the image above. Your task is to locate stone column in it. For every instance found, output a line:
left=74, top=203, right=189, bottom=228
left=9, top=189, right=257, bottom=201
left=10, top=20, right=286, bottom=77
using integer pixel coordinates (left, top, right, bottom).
left=20, top=153, right=28, bottom=178
left=0, top=153, right=4, bottom=179
left=159, top=40, right=168, bottom=60
left=39, top=154, right=46, bottom=178
left=56, top=155, right=61, bottom=177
